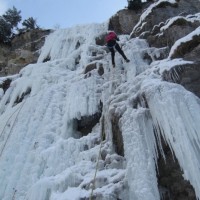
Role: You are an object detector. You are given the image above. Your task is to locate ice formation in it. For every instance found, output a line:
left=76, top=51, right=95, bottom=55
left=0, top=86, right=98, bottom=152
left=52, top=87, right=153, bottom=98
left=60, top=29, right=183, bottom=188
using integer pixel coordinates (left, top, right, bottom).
left=0, top=1, right=200, bottom=200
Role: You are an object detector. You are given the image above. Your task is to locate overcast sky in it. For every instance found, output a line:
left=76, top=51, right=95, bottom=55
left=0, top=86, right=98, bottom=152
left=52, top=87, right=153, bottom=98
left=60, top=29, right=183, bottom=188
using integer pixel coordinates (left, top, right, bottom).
left=0, top=0, right=128, bottom=29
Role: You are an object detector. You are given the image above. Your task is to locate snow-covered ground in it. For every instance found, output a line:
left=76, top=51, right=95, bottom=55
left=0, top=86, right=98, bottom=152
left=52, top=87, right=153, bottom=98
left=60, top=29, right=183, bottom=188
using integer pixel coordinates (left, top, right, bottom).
left=0, top=1, right=200, bottom=199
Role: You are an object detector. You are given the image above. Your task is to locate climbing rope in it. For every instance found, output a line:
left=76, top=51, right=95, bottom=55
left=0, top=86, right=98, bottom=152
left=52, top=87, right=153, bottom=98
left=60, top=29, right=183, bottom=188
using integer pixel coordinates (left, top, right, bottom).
left=89, top=115, right=105, bottom=200
left=0, top=93, right=38, bottom=158
left=12, top=189, right=17, bottom=200
left=0, top=99, right=27, bottom=158
left=0, top=105, right=21, bottom=139
left=89, top=63, right=115, bottom=199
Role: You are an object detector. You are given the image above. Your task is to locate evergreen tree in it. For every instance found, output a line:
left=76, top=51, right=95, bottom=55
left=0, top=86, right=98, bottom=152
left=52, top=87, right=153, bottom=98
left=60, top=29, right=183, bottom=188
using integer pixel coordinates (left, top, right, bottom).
left=0, top=6, right=21, bottom=43
left=127, top=0, right=142, bottom=9
left=0, top=16, right=12, bottom=43
left=22, top=17, right=39, bottom=30
left=3, top=6, right=21, bottom=28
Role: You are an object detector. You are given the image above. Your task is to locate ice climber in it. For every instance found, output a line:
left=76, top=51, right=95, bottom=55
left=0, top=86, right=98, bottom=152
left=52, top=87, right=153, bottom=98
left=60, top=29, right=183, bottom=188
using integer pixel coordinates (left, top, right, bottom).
left=105, top=31, right=130, bottom=68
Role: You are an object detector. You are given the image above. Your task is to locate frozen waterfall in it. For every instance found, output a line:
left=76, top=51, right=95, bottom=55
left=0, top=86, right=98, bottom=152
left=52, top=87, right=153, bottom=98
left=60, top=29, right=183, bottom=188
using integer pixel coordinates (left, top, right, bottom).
left=0, top=20, right=200, bottom=200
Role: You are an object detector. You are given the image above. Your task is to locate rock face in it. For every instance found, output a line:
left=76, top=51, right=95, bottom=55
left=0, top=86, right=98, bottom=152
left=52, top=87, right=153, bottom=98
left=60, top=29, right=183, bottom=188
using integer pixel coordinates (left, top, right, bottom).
left=108, top=2, right=154, bottom=34
left=111, top=113, right=124, bottom=157
left=0, top=29, right=51, bottom=76
left=131, top=0, right=200, bottom=39
left=158, top=141, right=196, bottom=200
left=108, top=9, right=141, bottom=34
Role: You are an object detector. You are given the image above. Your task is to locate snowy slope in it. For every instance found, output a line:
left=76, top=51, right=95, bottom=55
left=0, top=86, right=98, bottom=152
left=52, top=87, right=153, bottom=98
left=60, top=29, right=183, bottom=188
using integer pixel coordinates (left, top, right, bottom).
left=0, top=1, right=200, bottom=200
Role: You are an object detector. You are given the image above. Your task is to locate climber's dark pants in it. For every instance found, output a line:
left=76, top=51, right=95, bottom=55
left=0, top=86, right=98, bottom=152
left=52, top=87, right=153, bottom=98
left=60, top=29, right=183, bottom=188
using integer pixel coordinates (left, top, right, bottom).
left=109, top=43, right=127, bottom=65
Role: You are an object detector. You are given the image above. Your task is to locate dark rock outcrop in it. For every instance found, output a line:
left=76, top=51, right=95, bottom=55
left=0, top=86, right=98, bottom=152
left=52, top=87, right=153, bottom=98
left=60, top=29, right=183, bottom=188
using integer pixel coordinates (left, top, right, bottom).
left=76, top=112, right=102, bottom=137
left=73, top=102, right=103, bottom=137
left=170, top=34, right=200, bottom=59
left=131, top=0, right=200, bottom=50
left=158, top=141, right=196, bottom=200
left=108, top=9, right=141, bottom=34
left=162, top=63, right=200, bottom=98
left=148, top=22, right=199, bottom=49
left=162, top=30, right=200, bottom=98
left=0, top=78, right=12, bottom=93
left=84, top=62, right=105, bottom=78
left=111, top=113, right=124, bottom=157
left=0, top=29, right=51, bottom=76
left=11, top=29, right=51, bottom=51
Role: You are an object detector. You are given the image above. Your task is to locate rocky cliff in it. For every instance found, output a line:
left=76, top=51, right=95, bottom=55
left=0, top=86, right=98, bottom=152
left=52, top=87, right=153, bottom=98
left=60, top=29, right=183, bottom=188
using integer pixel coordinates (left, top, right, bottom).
left=0, top=29, right=51, bottom=76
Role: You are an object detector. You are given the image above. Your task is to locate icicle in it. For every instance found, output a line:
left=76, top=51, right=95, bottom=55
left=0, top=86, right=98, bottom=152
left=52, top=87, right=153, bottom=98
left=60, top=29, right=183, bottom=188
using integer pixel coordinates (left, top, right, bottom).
left=143, top=79, right=200, bottom=199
